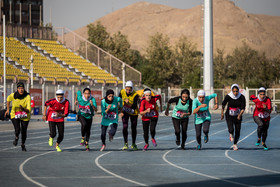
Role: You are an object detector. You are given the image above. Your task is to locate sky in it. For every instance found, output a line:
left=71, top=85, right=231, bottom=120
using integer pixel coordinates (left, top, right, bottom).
left=43, top=0, right=280, bottom=31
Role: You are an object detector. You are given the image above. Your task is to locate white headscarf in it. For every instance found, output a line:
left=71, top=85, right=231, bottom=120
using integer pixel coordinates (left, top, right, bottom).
left=56, top=89, right=65, bottom=103
left=197, top=90, right=205, bottom=97
left=228, top=84, right=241, bottom=100
left=82, top=95, right=92, bottom=102
left=125, top=81, right=134, bottom=93
left=257, top=87, right=266, bottom=101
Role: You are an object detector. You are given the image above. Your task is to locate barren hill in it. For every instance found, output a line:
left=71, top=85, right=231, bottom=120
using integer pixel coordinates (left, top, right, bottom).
left=64, top=0, right=280, bottom=58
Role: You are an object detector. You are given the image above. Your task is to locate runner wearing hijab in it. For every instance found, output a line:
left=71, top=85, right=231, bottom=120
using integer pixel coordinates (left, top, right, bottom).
left=192, top=90, right=218, bottom=150
left=43, top=89, right=69, bottom=152
left=165, top=89, right=192, bottom=150
left=221, top=84, right=246, bottom=150
left=119, top=81, right=139, bottom=151
left=75, top=88, right=97, bottom=151
left=139, top=88, right=162, bottom=151
left=100, top=89, right=123, bottom=151
left=250, top=87, right=272, bottom=151
left=5, top=82, right=31, bottom=151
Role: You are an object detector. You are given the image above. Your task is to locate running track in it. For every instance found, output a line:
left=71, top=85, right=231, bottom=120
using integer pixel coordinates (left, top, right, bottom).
left=0, top=114, right=279, bottom=187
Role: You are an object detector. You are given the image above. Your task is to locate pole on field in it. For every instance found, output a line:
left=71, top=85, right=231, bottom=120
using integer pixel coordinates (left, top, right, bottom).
left=30, top=55, right=34, bottom=88
left=3, top=14, right=6, bottom=108
left=122, top=63, right=125, bottom=89
left=203, top=0, right=213, bottom=95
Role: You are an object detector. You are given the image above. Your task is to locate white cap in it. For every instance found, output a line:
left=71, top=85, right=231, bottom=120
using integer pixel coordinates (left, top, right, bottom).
left=197, top=90, right=205, bottom=97
left=125, top=81, right=133, bottom=88
left=258, top=87, right=266, bottom=93
left=56, top=89, right=64, bottom=95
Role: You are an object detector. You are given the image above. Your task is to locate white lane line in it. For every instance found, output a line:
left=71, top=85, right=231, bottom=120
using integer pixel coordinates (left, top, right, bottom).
left=95, top=152, right=147, bottom=186
left=225, top=115, right=280, bottom=174
left=18, top=122, right=175, bottom=187
left=162, top=127, right=253, bottom=187
left=30, top=176, right=115, bottom=179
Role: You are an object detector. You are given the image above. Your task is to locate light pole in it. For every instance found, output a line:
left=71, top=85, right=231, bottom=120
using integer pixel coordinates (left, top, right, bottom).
left=30, top=55, right=34, bottom=88
left=203, top=0, right=214, bottom=95
left=3, top=14, right=6, bottom=108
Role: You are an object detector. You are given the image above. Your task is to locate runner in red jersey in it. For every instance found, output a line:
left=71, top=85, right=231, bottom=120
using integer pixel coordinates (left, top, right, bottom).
left=139, top=88, right=162, bottom=151
left=43, top=89, right=69, bottom=152
left=250, top=87, right=272, bottom=151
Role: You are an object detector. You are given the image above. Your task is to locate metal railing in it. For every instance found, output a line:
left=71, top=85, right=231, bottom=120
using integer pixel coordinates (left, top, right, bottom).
left=54, top=27, right=142, bottom=87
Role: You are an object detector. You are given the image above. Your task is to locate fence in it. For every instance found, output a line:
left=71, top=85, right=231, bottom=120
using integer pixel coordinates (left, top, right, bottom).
left=54, top=27, right=142, bottom=87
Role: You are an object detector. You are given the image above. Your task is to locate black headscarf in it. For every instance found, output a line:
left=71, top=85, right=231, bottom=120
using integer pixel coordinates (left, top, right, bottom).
left=105, top=89, right=114, bottom=104
left=181, top=89, right=190, bottom=101
left=14, top=82, right=29, bottom=100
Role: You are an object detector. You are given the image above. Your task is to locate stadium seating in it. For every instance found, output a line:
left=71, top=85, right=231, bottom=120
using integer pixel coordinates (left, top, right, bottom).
left=0, top=36, right=82, bottom=83
left=27, top=38, right=120, bottom=84
left=0, top=59, right=29, bottom=80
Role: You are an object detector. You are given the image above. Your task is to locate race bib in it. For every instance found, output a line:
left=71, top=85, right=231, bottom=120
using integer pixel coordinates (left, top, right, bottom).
left=229, top=107, right=240, bottom=116
left=258, top=112, right=269, bottom=119
left=79, top=105, right=91, bottom=114
left=122, top=106, right=134, bottom=114
left=145, top=110, right=156, bottom=117
left=51, top=112, right=62, bottom=119
left=15, top=111, right=27, bottom=119
left=175, top=111, right=185, bottom=118
left=105, top=112, right=117, bottom=120
left=197, top=111, right=208, bottom=118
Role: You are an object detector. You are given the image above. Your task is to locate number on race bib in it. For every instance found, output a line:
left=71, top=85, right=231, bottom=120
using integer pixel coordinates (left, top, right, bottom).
left=79, top=105, right=91, bottom=114
left=105, top=112, right=117, bottom=120
left=258, top=112, right=269, bottom=119
left=51, top=112, right=62, bottom=119
left=229, top=107, right=240, bottom=116
left=197, top=111, right=208, bottom=118
left=15, top=111, right=27, bottom=119
left=145, top=110, right=156, bottom=117
left=122, top=106, right=134, bottom=114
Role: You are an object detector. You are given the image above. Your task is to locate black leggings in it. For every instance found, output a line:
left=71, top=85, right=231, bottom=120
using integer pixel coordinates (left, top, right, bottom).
left=11, top=118, right=29, bottom=144
left=79, top=115, right=93, bottom=143
left=195, top=120, right=210, bottom=145
left=122, top=113, right=138, bottom=144
left=142, top=118, right=158, bottom=144
left=101, top=124, right=118, bottom=145
left=226, top=117, right=242, bottom=144
left=172, top=118, right=189, bottom=144
left=253, top=116, right=270, bottom=143
left=49, top=121, right=64, bottom=144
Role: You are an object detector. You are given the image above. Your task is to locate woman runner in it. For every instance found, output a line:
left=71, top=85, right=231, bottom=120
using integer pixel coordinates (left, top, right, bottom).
left=100, top=89, right=123, bottom=151
left=165, top=89, right=192, bottom=150
left=192, top=90, right=218, bottom=150
left=75, top=88, right=97, bottom=151
left=221, top=84, right=246, bottom=151
left=139, top=88, right=162, bottom=151
left=250, top=87, right=272, bottom=151
left=43, top=89, right=69, bottom=152
left=119, top=81, right=139, bottom=151
left=5, top=82, right=31, bottom=151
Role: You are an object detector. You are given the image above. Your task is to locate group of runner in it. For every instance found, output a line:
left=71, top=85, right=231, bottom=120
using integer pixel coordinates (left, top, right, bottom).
left=4, top=82, right=272, bottom=152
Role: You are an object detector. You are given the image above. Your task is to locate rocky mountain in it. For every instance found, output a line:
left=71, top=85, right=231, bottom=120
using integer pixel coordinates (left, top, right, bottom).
left=64, top=0, right=280, bottom=58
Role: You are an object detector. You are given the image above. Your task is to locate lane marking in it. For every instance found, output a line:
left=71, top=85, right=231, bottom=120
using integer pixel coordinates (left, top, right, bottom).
left=225, top=115, right=280, bottom=174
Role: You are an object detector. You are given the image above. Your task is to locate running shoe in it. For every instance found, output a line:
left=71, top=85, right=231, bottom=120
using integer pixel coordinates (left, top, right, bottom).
left=197, top=144, right=201, bottom=150
left=100, top=144, right=106, bottom=152
left=122, top=143, right=129, bottom=150
left=80, top=138, right=85, bottom=146
left=152, top=139, right=157, bottom=147
left=233, top=144, right=238, bottom=151
left=204, top=135, right=209, bottom=143
left=262, top=143, right=269, bottom=151
left=85, top=144, right=90, bottom=151
left=49, top=137, right=53, bottom=146
left=13, top=138, right=18, bottom=146
left=176, top=140, right=180, bottom=146
left=143, top=144, right=149, bottom=151
left=108, top=132, right=113, bottom=142
left=56, top=145, right=62, bottom=152
left=21, top=144, right=26, bottom=152
left=131, top=144, right=138, bottom=151
left=229, top=134, right=234, bottom=142
left=181, top=144, right=185, bottom=150
left=255, top=139, right=261, bottom=146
